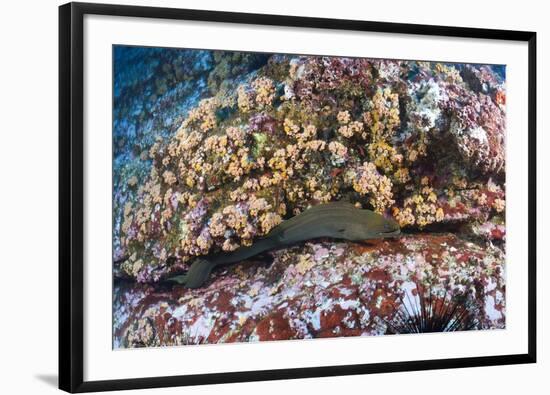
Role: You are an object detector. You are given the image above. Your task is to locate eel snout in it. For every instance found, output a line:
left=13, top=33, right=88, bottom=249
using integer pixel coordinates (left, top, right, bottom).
left=377, top=217, right=401, bottom=238
left=379, top=228, right=401, bottom=237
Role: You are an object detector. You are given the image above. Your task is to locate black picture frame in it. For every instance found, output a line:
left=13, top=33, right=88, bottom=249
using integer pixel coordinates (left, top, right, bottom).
left=59, top=2, right=537, bottom=393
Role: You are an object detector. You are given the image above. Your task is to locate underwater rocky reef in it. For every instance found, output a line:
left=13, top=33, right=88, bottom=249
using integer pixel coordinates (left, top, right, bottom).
left=112, top=46, right=506, bottom=348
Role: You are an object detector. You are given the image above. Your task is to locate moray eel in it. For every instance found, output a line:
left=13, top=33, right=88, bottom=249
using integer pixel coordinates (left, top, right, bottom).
left=168, top=201, right=400, bottom=288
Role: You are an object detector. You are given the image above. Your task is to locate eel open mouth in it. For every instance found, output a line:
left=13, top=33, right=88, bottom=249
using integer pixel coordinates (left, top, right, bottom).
left=380, top=228, right=401, bottom=237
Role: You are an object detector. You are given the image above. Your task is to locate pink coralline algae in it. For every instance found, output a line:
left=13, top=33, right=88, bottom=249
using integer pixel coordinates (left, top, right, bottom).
left=114, top=234, right=505, bottom=348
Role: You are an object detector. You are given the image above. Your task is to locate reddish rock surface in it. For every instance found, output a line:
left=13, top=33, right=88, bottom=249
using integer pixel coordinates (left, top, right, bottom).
left=114, top=233, right=505, bottom=348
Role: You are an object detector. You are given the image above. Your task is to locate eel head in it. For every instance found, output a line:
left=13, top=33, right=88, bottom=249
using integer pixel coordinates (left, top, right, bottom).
left=340, top=210, right=401, bottom=240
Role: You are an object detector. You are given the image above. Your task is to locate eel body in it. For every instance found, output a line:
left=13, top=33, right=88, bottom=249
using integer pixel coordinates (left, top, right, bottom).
left=168, top=201, right=400, bottom=288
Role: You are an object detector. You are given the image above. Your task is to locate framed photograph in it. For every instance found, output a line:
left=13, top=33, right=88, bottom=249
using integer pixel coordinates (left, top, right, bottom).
left=59, top=2, right=537, bottom=392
